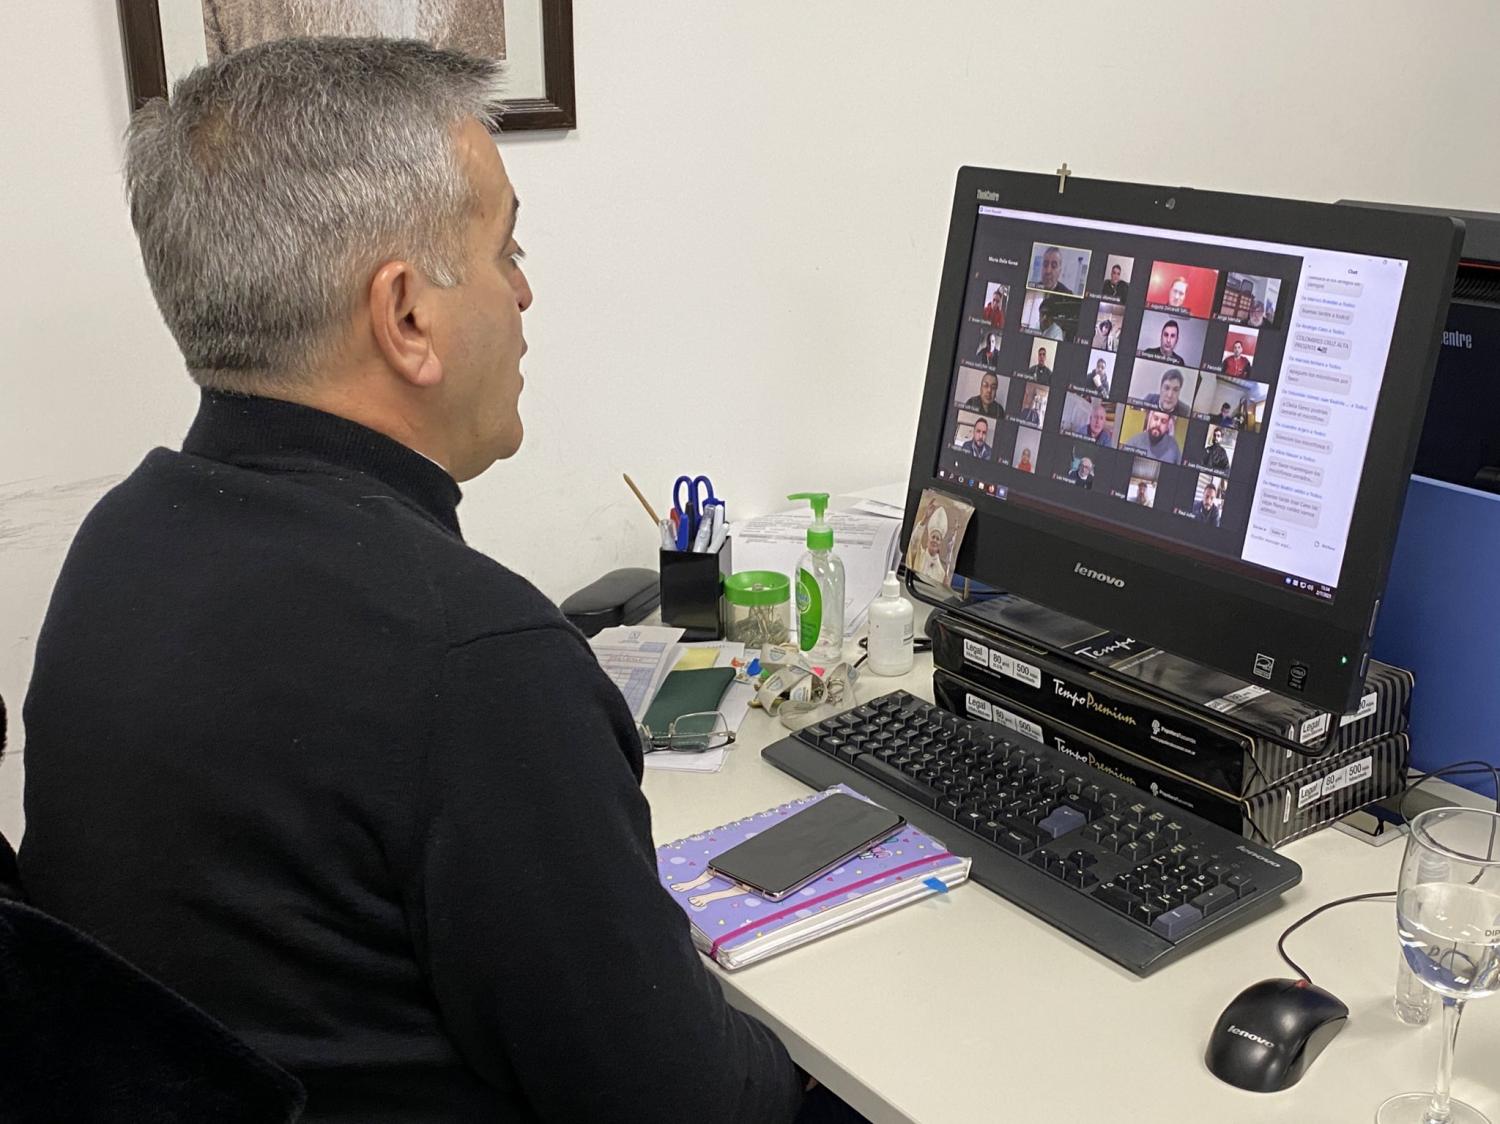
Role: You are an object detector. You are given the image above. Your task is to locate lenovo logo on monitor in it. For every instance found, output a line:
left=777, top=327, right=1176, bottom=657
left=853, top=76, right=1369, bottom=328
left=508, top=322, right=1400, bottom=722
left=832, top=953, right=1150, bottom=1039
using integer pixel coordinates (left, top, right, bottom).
left=1073, top=562, right=1125, bottom=588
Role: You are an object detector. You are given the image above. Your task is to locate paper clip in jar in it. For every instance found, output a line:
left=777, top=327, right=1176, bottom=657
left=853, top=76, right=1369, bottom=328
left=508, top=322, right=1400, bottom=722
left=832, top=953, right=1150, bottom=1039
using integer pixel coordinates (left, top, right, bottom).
left=723, top=571, right=795, bottom=664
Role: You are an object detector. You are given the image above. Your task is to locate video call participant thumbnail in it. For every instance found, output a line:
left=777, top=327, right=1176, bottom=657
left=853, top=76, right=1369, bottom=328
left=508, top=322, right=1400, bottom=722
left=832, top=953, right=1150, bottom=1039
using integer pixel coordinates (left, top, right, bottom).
left=1021, top=290, right=1081, bottom=341
left=1018, top=383, right=1049, bottom=426
left=1121, top=407, right=1185, bottom=464
left=1013, top=426, right=1041, bottom=474
left=1099, top=255, right=1132, bottom=301
left=1217, top=272, right=1281, bottom=328
left=1027, top=243, right=1091, bottom=296
left=1220, top=326, right=1257, bottom=377
left=1067, top=452, right=1096, bottom=489
left=1093, top=302, right=1124, bottom=353
left=1025, top=339, right=1053, bottom=380
left=982, top=282, right=1009, bottom=327
left=974, top=328, right=1003, bottom=366
left=1128, top=359, right=1197, bottom=418
left=953, top=411, right=994, bottom=460
left=1202, top=425, right=1235, bottom=471
left=1145, top=262, right=1220, bottom=319
left=1080, top=351, right=1113, bottom=396
left=959, top=369, right=1007, bottom=420
left=1136, top=310, right=1206, bottom=368
left=1061, top=392, right=1116, bottom=448
left=1125, top=457, right=1160, bottom=508
left=1191, top=474, right=1226, bottom=527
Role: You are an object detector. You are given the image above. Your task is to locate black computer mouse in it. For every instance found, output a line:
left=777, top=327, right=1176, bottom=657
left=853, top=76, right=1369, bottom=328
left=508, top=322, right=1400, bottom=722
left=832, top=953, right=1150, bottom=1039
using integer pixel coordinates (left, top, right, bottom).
left=1205, top=978, right=1349, bottom=1092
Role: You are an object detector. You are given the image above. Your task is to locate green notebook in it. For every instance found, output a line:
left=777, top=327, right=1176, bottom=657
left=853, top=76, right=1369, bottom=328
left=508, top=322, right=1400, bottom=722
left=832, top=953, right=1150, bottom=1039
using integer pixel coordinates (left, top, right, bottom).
left=641, top=667, right=736, bottom=732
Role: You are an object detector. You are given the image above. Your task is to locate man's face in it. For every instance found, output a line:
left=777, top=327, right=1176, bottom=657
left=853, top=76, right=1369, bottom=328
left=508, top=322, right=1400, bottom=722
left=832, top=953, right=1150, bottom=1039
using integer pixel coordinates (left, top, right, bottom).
left=1160, top=324, right=1178, bottom=353
left=1204, top=487, right=1217, bottom=504
left=1089, top=404, right=1106, bottom=432
left=1212, top=430, right=1223, bottom=444
left=1232, top=341, right=1244, bottom=357
left=1169, top=279, right=1188, bottom=307
left=1079, top=457, right=1094, bottom=477
left=1037, top=348, right=1048, bottom=365
left=429, top=119, right=533, bottom=478
left=973, top=419, right=988, bottom=445
left=1111, top=265, right=1121, bottom=282
left=1147, top=410, right=1171, bottom=439
left=1159, top=377, right=1182, bottom=411
left=979, top=374, right=997, bottom=404
left=1041, top=249, right=1063, bottom=288
left=1250, top=301, right=1265, bottom=324
left=927, top=527, right=943, bottom=555
left=1095, top=360, right=1106, bottom=375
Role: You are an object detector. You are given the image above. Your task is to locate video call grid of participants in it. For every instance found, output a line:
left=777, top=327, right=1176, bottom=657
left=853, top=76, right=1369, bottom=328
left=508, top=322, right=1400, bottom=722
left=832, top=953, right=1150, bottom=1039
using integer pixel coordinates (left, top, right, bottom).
left=941, top=217, right=1304, bottom=556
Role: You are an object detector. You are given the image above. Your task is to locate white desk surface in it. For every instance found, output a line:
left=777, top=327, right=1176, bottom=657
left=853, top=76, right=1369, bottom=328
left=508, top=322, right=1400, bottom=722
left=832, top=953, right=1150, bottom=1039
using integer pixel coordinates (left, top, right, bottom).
left=642, top=650, right=1500, bottom=1124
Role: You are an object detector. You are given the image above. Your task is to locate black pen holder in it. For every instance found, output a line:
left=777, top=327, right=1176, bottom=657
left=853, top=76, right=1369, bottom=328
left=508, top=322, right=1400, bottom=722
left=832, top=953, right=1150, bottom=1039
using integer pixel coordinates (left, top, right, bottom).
left=659, top=540, right=732, bottom=641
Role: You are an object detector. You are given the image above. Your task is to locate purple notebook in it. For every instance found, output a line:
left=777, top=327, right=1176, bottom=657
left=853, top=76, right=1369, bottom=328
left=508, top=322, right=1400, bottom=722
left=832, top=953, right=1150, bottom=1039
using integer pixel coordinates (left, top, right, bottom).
left=656, top=785, right=971, bottom=969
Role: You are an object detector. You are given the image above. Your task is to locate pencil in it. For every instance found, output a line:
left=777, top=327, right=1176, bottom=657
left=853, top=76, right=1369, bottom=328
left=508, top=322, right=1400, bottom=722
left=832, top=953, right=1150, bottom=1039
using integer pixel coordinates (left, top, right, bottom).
left=622, top=473, right=662, bottom=525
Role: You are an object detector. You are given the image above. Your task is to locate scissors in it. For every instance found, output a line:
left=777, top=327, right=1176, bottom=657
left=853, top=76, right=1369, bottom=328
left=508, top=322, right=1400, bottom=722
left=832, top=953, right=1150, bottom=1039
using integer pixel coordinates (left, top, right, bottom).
left=672, top=474, right=717, bottom=551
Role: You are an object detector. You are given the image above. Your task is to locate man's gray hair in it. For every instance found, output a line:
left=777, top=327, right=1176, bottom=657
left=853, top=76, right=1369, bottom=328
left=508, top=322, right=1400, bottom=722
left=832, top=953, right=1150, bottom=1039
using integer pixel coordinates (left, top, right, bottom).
left=125, top=37, right=504, bottom=391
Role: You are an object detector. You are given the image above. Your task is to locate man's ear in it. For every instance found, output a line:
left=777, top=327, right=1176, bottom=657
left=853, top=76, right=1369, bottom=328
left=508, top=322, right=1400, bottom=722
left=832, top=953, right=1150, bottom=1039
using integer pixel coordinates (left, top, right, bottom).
left=368, top=260, right=444, bottom=388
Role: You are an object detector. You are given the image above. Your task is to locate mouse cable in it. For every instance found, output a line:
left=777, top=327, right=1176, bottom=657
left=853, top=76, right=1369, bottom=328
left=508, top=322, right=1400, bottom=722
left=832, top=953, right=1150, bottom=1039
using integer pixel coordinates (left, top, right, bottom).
left=1275, top=760, right=1500, bottom=984
left=1278, top=891, right=1395, bottom=984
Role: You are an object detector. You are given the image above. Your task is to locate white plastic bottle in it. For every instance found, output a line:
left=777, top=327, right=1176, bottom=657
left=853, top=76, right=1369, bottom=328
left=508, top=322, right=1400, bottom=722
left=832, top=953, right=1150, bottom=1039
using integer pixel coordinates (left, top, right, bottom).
left=787, top=492, right=845, bottom=664
left=866, top=571, right=915, bottom=677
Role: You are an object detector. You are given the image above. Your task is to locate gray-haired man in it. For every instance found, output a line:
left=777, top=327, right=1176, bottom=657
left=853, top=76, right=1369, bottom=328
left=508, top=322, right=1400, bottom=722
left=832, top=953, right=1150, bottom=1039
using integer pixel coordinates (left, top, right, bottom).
left=21, top=38, right=812, bottom=1124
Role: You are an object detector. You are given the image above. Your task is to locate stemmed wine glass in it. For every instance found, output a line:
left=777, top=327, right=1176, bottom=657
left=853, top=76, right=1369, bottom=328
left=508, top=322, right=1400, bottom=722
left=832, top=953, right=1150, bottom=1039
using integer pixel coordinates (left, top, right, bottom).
left=1378, top=806, right=1500, bottom=1124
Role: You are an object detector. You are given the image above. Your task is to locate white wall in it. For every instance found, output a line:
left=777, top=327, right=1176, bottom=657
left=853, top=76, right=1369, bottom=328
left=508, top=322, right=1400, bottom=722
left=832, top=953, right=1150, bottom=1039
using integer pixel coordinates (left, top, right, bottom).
left=4, top=0, right=1500, bottom=845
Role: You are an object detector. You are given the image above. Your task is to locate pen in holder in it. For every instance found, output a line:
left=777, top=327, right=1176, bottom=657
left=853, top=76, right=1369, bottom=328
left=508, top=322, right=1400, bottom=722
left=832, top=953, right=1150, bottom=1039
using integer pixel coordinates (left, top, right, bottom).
left=660, top=539, right=732, bottom=641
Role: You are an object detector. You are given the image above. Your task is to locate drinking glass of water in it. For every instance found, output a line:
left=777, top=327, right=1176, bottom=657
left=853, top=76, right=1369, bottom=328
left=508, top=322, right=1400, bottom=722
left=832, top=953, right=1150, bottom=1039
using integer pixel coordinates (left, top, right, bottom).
left=1377, top=806, right=1500, bottom=1124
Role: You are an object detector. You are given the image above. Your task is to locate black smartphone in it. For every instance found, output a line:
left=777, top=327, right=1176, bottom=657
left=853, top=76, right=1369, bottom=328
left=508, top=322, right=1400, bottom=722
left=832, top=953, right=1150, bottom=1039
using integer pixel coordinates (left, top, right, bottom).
left=707, top=793, right=905, bottom=901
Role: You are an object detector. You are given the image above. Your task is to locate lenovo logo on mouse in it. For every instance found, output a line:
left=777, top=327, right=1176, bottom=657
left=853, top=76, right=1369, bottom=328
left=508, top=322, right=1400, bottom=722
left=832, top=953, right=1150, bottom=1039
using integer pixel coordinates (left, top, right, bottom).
left=1227, top=1025, right=1275, bottom=1049
left=1073, top=562, right=1124, bottom=588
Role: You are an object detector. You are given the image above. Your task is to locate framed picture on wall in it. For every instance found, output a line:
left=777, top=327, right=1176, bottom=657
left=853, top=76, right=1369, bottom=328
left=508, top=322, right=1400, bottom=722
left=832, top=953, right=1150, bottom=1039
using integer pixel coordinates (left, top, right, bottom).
left=117, top=0, right=576, bottom=131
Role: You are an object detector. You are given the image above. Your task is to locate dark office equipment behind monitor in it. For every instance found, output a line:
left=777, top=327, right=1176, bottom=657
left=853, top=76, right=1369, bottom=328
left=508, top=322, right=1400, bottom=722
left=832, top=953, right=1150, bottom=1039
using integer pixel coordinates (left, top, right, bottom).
left=1342, top=201, right=1500, bottom=494
left=904, top=168, right=1461, bottom=712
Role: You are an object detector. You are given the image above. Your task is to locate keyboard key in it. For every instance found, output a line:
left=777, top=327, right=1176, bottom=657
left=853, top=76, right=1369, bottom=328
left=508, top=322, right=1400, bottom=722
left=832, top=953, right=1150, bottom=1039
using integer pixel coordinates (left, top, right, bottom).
left=1125, top=802, right=1150, bottom=823
left=1037, top=805, right=1088, bottom=840
left=1192, top=885, right=1237, bottom=915
left=1151, top=903, right=1205, bottom=941
left=1224, top=871, right=1257, bottom=898
left=1067, top=867, right=1098, bottom=889
left=1029, top=850, right=1062, bottom=875
left=1066, top=849, right=1098, bottom=869
left=995, top=828, right=1035, bottom=855
left=1204, top=861, right=1233, bottom=882
left=1098, top=832, right=1124, bottom=854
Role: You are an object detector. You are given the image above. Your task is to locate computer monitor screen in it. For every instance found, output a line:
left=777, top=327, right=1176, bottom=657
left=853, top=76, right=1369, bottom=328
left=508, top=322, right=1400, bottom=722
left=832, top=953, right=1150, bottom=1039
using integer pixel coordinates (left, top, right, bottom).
left=907, top=169, right=1460, bottom=712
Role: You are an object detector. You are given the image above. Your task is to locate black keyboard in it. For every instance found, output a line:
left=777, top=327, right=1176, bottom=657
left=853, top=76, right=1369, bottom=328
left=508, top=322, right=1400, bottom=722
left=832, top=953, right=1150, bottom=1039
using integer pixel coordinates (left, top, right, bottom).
left=762, top=690, right=1301, bottom=976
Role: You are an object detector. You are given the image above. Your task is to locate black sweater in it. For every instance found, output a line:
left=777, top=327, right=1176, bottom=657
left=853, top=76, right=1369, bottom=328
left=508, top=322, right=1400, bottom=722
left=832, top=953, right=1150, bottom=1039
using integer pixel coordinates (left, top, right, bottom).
left=20, top=391, right=803, bottom=1123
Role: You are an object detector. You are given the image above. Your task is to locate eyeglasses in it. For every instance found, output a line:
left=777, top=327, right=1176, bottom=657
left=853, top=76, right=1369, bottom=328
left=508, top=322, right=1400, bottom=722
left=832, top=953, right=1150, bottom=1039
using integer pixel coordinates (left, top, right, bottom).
left=636, top=711, right=735, bottom=754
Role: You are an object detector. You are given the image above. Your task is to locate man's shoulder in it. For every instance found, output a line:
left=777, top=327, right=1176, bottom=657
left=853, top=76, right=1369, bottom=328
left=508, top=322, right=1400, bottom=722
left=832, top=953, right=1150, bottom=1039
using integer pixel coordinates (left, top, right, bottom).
left=84, top=448, right=570, bottom=647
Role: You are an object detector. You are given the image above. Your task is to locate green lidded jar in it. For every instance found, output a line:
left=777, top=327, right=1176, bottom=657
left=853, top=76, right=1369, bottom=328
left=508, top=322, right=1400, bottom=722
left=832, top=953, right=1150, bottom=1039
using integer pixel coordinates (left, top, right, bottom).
left=723, top=570, right=795, bottom=661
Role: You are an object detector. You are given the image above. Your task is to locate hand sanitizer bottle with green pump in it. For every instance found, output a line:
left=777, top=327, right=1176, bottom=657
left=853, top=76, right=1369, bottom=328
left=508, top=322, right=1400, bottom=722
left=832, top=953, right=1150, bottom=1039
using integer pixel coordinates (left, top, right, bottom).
left=787, top=492, right=845, bottom=663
